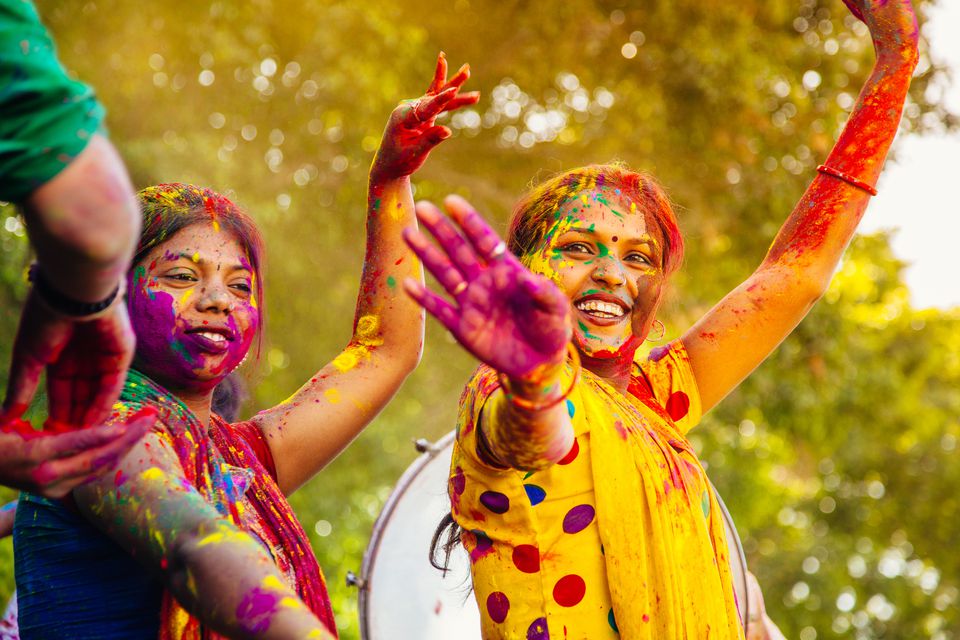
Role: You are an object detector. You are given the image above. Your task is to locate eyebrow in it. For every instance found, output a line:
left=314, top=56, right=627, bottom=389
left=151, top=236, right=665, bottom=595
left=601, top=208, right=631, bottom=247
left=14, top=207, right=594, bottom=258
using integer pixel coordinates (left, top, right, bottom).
left=167, top=253, right=252, bottom=272
left=562, top=227, right=662, bottom=250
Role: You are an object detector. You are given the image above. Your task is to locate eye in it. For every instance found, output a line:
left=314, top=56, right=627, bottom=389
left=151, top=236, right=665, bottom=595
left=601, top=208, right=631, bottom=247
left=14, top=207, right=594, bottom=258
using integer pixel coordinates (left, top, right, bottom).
left=625, top=252, right=652, bottom=266
left=165, top=271, right=197, bottom=283
left=230, top=282, right=252, bottom=294
left=560, top=241, right=593, bottom=255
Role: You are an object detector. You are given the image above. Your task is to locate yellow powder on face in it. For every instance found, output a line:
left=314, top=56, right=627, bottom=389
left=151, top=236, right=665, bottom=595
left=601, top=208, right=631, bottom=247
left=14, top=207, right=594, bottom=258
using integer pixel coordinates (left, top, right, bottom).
left=191, top=252, right=200, bottom=263
left=212, top=219, right=221, bottom=233
left=180, top=289, right=193, bottom=305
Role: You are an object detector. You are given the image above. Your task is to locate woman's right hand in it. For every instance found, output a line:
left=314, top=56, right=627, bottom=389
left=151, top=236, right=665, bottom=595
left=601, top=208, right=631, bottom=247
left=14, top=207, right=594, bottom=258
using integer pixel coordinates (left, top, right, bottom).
left=403, top=195, right=571, bottom=380
left=370, top=53, right=479, bottom=184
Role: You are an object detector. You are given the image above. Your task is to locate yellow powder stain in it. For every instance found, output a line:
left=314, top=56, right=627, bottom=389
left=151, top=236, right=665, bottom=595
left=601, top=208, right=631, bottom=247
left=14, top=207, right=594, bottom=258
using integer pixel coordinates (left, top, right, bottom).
left=306, top=631, right=327, bottom=639
left=630, top=201, right=638, bottom=214
left=324, top=388, right=341, bottom=404
left=261, top=575, right=285, bottom=590
left=191, top=252, right=200, bottom=263
left=197, top=526, right=248, bottom=548
left=250, top=272, right=258, bottom=309
left=279, top=597, right=304, bottom=610
left=390, top=200, right=405, bottom=222
left=212, top=219, right=221, bottom=233
left=355, top=315, right=381, bottom=342
left=140, top=467, right=166, bottom=482
left=332, top=350, right=360, bottom=373
left=180, top=289, right=193, bottom=304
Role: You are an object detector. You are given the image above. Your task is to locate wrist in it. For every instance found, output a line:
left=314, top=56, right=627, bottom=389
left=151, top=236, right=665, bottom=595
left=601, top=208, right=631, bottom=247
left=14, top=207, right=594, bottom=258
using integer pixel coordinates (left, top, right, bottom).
left=29, top=263, right=125, bottom=319
left=498, top=344, right=579, bottom=412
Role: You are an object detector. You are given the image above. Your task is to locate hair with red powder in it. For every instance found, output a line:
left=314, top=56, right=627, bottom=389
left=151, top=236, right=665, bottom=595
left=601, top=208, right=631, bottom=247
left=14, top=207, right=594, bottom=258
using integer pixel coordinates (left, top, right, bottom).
left=133, top=183, right=266, bottom=343
left=507, top=164, right=685, bottom=276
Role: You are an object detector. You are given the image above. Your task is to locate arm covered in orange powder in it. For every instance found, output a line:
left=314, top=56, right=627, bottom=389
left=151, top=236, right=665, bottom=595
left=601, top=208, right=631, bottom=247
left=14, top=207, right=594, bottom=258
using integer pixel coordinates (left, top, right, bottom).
left=683, top=0, right=919, bottom=412
left=253, top=54, right=479, bottom=494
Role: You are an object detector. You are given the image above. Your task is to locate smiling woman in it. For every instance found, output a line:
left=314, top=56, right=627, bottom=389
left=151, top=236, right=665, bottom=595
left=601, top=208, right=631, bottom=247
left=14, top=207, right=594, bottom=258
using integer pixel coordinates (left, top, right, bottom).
left=10, top=52, right=479, bottom=640
left=405, top=1, right=920, bottom=638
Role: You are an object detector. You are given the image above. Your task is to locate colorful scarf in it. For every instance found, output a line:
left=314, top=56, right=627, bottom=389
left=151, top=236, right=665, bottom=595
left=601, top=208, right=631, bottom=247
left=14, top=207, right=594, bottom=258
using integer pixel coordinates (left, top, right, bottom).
left=116, top=370, right=336, bottom=639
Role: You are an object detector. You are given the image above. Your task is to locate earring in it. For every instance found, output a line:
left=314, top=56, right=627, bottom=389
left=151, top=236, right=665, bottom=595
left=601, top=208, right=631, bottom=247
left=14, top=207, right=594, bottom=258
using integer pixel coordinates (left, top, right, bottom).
left=645, top=319, right=665, bottom=342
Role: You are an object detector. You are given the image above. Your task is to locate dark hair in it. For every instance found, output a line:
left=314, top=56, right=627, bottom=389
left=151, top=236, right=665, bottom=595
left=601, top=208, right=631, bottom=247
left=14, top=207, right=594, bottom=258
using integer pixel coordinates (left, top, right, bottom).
left=133, top=183, right=266, bottom=351
left=507, top=163, right=684, bottom=275
left=211, top=372, right=247, bottom=422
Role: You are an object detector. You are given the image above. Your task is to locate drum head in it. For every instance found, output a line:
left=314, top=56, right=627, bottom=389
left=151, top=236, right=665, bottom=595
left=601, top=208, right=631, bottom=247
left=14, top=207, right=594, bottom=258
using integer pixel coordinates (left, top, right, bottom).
left=358, top=432, right=748, bottom=639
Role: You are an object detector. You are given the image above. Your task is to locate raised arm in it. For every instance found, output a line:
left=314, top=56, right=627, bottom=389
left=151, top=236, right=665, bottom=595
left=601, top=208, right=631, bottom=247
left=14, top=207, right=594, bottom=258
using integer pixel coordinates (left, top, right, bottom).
left=74, top=429, right=334, bottom=639
left=682, top=0, right=919, bottom=412
left=404, top=196, right=575, bottom=471
left=253, top=54, right=479, bottom=494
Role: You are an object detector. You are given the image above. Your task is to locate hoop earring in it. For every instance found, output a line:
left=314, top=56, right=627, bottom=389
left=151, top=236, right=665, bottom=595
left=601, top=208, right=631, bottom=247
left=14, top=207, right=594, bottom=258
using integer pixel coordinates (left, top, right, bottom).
left=645, top=319, right=665, bottom=342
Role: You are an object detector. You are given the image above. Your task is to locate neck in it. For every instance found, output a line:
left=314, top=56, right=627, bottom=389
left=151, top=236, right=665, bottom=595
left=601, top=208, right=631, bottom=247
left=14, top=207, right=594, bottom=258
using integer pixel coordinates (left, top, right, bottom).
left=173, top=388, right=214, bottom=426
left=579, top=350, right=634, bottom=393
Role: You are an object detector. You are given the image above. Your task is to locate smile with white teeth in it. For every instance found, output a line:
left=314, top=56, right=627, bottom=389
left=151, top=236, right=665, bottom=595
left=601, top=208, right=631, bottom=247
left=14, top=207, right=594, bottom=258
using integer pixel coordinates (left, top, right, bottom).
left=575, top=299, right=626, bottom=319
left=196, top=331, right=228, bottom=344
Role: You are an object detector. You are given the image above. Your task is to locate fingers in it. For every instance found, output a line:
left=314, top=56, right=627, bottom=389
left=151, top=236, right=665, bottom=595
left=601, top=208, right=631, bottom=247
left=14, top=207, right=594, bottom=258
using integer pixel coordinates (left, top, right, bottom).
left=427, top=51, right=448, bottom=95
left=443, top=195, right=516, bottom=265
left=442, top=63, right=471, bottom=92
left=403, top=226, right=469, bottom=298
left=3, top=351, right=44, bottom=420
left=416, top=199, right=484, bottom=280
left=29, top=408, right=157, bottom=497
left=444, top=91, right=481, bottom=112
left=402, top=277, right=460, bottom=333
left=840, top=0, right=866, bottom=23
left=411, top=87, right=458, bottom=124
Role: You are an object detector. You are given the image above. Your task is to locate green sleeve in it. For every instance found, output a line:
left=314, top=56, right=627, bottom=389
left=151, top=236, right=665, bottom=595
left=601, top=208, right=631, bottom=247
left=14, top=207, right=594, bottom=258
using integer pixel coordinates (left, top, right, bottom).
left=0, top=1, right=105, bottom=202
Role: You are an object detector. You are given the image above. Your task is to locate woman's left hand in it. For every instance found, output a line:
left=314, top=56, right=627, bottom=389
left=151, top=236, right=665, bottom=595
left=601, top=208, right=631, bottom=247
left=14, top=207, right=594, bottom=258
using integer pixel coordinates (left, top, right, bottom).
left=370, top=53, right=480, bottom=183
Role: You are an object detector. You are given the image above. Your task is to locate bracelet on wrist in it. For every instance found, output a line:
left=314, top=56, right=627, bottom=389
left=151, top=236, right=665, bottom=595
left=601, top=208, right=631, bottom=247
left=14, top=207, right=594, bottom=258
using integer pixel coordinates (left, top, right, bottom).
left=497, top=343, right=581, bottom=412
left=29, top=264, right=121, bottom=318
left=816, top=164, right=878, bottom=196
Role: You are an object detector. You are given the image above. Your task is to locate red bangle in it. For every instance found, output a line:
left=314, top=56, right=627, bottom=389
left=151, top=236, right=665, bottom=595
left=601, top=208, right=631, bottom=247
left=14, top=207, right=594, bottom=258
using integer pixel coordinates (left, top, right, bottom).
left=816, top=164, right=878, bottom=196
left=497, top=343, right=581, bottom=412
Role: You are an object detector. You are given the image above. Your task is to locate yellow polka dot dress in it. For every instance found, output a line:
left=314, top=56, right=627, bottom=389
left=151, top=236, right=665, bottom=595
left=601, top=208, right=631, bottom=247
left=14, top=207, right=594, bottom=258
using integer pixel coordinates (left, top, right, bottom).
left=451, top=340, right=743, bottom=640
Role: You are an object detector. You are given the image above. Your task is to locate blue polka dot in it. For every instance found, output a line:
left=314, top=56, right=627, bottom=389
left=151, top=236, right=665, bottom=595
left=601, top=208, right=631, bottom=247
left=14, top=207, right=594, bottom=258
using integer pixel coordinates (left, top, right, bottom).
left=524, top=484, right=546, bottom=506
left=566, top=399, right=576, bottom=418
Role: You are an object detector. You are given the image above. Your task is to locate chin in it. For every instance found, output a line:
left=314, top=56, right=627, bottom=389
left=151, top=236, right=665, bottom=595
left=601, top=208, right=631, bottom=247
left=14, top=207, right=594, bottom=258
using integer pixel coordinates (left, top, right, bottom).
left=573, top=331, right=641, bottom=360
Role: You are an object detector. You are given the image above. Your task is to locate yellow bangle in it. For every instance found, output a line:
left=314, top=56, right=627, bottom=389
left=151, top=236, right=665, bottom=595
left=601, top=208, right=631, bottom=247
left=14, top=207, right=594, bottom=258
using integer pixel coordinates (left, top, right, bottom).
left=497, top=343, right=581, bottom=412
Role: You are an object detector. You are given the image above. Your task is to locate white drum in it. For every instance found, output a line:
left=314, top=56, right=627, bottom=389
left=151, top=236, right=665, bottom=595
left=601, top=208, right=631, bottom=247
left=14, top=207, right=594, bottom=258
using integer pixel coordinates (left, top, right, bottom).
left=357, top=431, right=749, bottom=639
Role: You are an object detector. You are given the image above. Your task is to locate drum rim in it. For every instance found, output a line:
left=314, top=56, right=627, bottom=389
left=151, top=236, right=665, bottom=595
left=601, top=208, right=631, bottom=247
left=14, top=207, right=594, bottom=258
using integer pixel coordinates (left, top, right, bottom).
left=358, top=431, right=457, bottom=639
left=358, top=431, right=750, bottom=636
left=711, top=480, right=750, bottom=628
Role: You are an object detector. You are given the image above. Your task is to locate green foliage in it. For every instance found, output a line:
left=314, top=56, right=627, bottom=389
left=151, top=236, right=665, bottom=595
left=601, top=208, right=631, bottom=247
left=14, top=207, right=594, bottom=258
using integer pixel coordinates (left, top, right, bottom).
left=0, top=0, right=955, bottom=637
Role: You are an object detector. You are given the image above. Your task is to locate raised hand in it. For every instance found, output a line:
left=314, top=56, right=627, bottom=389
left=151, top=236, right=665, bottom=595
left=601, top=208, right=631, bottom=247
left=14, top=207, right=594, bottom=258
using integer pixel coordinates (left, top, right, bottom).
left=2, top=290, right=135, bottom=431
left=841, top=0, right=918, bottom=57
left=0, top=407, right=155, bottom=498
left=370, top=53, right=480, bottom=183
left=403, top=195, right=571, bottom=380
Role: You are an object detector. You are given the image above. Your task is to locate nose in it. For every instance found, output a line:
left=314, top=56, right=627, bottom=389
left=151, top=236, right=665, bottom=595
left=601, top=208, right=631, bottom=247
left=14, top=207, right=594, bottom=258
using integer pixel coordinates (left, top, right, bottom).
left=590, top=256, right=626, bottom=288
left=195, top=282, right=234, bottom=314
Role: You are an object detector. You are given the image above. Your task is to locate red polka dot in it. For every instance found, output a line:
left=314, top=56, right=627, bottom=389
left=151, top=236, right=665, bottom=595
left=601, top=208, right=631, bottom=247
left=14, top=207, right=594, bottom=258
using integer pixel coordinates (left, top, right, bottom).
left=450, top=466, right=465, bottom=495
left=666, top=391, right=690, bottom=421
left=512, top=544, right=540, bottom=573
left=553, top=574, right=586, bottom=607
left=486, top=591, right=510, bottom=623
left=557, top=438, right=579, bottom=465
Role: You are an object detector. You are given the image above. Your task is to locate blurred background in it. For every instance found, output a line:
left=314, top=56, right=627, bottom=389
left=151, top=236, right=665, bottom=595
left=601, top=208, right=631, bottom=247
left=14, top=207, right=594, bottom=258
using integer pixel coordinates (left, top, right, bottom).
left=1, top=0, right=958, bottom=638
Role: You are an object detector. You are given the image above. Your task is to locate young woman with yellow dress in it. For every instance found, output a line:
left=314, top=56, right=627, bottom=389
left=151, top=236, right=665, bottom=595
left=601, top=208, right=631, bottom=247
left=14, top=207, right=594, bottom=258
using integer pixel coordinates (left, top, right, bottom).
left=404, top=1, right=919, bottom=637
